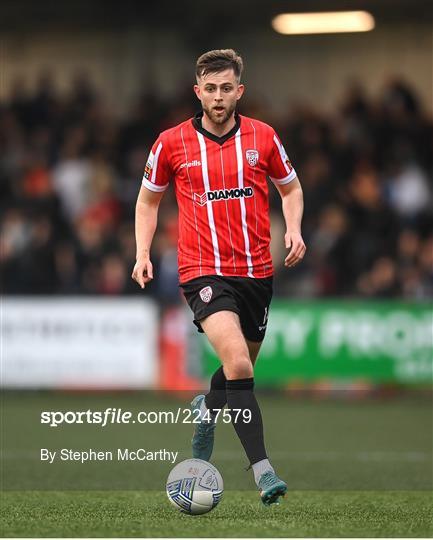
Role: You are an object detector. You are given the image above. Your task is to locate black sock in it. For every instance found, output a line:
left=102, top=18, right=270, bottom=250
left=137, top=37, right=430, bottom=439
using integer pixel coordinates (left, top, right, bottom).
left=204, top=366, right=227, bottom=413
left=225, top=377, right=267, bottom=465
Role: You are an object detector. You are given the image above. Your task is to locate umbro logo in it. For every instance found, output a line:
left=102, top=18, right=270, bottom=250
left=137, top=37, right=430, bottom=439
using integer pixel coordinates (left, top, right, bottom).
left=180, top=160, right=201, bottom=169
left=194, top=187, right=254, bottom=206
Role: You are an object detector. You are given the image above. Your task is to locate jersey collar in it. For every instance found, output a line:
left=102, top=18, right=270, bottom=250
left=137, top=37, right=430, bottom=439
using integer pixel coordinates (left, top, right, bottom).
left=192, top=111, right=241, bottom=145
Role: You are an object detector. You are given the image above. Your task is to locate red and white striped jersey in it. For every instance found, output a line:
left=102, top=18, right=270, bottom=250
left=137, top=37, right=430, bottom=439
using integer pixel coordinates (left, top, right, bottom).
left=142, top=112, right=297, bottom=283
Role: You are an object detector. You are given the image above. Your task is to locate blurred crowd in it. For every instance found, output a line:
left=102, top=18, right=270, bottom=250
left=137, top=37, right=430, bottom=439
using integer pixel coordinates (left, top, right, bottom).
left=1, top=72, right=432, bottom=302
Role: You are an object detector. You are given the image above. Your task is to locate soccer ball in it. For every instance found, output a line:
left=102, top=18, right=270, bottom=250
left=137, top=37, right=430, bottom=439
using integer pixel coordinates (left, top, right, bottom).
left=166, top=458, right=223, bottom=515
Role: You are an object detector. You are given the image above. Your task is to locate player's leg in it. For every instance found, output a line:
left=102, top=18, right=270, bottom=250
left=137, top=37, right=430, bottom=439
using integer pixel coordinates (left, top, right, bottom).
left=246, top=339, right=262, bottom=366
left=200, top=310, right=252, bottom=379
left=203, top=366, right=226, bottom=412
left=200, top=311, right=286, bottom=504
left=193, top=331, right=263, bottom=454
left=201, top=311, right=286, bottom=504
left=200, top=312, right=267, bottom=469
left=232, top=278, right=286, bottom=504
left=183, top=277, right=285, bottom=503
left=190, top=310, right=250, bottom=461
left=203, top=339, right=261, bottom=417
left=194, top=310, right=251, bottom=424
left=182, top=277, right=247, bottom=461
left=203, top=331, right=262, bottom=417
left=233, top=338, right=286, bottom=505
left=184, top=277, right=265, bottom=421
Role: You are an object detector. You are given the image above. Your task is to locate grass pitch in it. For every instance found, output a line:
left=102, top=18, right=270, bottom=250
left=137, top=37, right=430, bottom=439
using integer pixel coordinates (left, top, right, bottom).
left=1, top=391, right=432, bottom=537
left=1, top=490, right=432, bottom=537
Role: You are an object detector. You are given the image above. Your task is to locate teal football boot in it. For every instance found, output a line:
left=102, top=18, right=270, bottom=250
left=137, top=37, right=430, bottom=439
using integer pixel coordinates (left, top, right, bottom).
left=190, top=394, right=216, bottom=461
left=258, top=471, right=287, bottom=505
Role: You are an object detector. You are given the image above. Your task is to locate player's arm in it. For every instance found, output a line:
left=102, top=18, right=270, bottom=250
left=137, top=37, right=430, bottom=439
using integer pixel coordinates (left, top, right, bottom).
left=275, top=177, right=306, bottom=268
left=131, top=186, right=164, bottom=288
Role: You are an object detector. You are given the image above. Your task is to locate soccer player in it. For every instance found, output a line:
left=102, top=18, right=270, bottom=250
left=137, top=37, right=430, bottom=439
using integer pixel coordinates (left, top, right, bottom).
left=132, top=49, right=306, bottom=505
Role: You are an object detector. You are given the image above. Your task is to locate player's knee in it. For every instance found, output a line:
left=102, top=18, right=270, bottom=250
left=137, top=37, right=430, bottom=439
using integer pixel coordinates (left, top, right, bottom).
left=219, top=340, right=247, bottom=362
left=224, top=358, right=253, bottom=380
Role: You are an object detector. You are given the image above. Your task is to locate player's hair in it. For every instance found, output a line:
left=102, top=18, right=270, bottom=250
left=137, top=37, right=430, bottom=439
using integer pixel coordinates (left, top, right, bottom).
left=196, top=49, right=244, bottom=82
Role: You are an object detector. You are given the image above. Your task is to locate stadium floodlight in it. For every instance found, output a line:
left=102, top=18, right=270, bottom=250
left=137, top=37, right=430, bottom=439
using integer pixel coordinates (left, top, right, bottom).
left=272, top=11, right=375, bottom=35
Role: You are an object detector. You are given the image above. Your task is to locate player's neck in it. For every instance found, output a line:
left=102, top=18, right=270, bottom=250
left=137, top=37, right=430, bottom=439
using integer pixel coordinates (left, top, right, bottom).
left=201, top=113, right=236, bottom=138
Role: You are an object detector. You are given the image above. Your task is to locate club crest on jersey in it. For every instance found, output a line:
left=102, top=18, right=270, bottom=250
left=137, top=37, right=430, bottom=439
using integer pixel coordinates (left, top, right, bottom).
left=194, top=187, right=254, bottom=206
left=245, top=149, right=259, bottom=167
left=199, top=286, right=213, bottom=303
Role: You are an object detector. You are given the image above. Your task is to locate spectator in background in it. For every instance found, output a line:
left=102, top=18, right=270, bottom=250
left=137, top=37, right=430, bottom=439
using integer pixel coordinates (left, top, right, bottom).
left=384, top=148, right=431, bottom=220
left=344, top=164, right=397, bottom=278
left=52, top=127, right=92, bottom=221
left=1, top=70, right=432, bottom=300
left=357, top=257, right=400, bottom=298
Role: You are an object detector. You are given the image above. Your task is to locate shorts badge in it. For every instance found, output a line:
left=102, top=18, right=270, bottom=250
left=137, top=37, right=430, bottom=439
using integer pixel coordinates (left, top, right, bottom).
left=199, top=286, right=213, bottom=303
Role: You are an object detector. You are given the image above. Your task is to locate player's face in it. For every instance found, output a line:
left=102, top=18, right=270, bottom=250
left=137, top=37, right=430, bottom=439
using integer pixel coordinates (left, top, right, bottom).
left=194, top=69, right=244, bottom=125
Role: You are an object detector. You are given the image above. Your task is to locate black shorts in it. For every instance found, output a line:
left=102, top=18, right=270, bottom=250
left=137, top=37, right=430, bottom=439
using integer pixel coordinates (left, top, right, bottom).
left=180, top=275, right=273, bottom=342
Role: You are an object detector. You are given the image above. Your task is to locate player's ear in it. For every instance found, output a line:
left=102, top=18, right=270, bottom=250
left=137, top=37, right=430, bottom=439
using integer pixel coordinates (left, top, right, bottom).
left=236, top=84, right=245, bottom=101
left=193, top=84, right=201, bottom=100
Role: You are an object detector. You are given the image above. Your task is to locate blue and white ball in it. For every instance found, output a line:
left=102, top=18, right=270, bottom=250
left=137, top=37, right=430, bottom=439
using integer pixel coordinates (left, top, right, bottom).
left=166, top=459, right=223, bottom=515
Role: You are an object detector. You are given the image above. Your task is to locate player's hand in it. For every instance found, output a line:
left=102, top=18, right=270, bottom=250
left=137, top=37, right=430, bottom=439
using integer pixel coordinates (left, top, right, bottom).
left=131, top=257, right=153, bottom=288
left=284, top=231, right=306, bottom=268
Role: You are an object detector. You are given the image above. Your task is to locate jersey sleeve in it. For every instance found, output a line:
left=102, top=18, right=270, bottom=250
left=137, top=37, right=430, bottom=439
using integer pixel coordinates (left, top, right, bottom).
left=267, top=131, right=297, bottom=185
left=142, top=136, right=171, bottom=192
